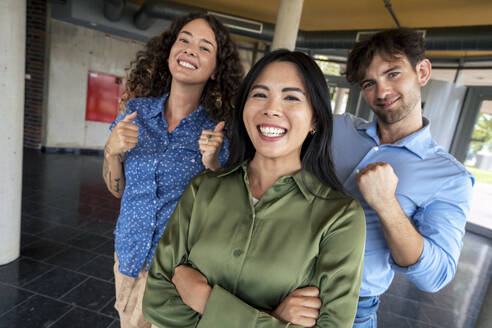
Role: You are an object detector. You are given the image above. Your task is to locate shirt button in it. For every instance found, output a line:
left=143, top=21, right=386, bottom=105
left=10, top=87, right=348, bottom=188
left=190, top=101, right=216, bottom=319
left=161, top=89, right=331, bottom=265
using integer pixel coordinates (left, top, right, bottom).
left=191, top=159, right=195, bottom=163
left=233, top=249, right=242, bottom=257
left=374, top=146, right=379, bottom=151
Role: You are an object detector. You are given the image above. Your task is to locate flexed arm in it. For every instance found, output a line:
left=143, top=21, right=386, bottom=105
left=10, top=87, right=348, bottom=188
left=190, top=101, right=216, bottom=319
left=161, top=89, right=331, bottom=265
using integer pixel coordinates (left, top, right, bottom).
left=356, top=162, right=424, bottom=266
left=357, top=161, right=473, bottom=291
left=102, top=111, right=138, bottom=198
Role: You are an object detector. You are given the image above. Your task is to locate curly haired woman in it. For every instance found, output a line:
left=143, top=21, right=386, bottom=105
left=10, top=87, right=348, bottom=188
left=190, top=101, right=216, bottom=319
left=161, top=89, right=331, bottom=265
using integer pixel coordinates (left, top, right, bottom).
left=102, top=12, right=243, bottom=328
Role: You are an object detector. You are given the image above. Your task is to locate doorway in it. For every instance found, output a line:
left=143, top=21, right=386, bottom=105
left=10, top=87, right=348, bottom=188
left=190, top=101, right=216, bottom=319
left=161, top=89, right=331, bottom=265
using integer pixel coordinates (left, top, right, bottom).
left=451, top=87, right=492, bottom=236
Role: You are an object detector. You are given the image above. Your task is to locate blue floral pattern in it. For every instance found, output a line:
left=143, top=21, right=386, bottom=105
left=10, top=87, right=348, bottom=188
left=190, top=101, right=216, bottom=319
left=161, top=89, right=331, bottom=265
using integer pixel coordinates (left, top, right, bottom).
left=110, top=94, right=229, bottom=278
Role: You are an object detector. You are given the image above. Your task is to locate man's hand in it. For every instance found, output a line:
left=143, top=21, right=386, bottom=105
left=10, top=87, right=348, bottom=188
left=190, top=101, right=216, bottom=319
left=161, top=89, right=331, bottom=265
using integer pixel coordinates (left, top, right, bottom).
left=105, top=111, right=139, bottom=159
left=272, top=287, right=321, bottom=327
left=199, top=121, right=225, bottom=171
left=357, top=162, right=423, bottom=266
left=172, top=265, right=211, bottom=315
left=356, top=162, right=399, bottom=214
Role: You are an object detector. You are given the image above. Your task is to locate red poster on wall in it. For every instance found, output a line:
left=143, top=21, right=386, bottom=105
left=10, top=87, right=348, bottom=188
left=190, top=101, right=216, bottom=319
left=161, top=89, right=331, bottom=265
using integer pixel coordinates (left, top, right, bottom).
left=85, top=71, right=125, bottom=123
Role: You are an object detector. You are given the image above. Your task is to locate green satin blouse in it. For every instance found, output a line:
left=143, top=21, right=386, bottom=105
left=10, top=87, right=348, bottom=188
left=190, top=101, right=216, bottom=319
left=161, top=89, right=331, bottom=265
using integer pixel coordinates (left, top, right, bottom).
left=143, top=162, right=366, bottom=327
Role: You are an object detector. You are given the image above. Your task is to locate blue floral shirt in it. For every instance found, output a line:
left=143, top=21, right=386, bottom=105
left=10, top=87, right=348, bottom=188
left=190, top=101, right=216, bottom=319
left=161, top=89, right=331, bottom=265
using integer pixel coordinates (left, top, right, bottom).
left=110, top=94, right=229, bottom=278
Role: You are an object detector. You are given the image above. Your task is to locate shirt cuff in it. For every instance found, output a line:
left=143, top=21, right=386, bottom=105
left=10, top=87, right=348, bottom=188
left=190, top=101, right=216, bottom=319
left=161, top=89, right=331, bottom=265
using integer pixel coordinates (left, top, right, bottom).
left=390, top=237, right=433, bottom=275
left=198, top=285, right=257, bottom=328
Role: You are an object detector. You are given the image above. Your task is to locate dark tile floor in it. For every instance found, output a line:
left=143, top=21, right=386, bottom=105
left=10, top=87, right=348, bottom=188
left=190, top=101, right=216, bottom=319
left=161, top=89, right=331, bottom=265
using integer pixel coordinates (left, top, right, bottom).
left=0, top=149, right=491, bottom=327
left=0, top=150, right=120, bottom=328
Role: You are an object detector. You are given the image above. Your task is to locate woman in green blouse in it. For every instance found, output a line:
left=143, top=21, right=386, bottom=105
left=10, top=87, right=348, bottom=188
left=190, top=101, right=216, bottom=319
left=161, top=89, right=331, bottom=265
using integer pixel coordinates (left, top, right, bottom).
left=142, top=50, right=366, bottom=328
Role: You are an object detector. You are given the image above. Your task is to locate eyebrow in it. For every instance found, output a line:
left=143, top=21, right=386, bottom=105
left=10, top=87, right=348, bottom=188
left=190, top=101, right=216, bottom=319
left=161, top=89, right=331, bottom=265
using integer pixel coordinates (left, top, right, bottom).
left=251, top=85, right=305, bottom=95
left=251, top=85, right=269, bottom=92
left=282, top=87, right=305, bottom=95
left=361, top=65, right=402, bottom=85
left=383, top=65, right=401, bottom=75
left=180, top=30, right=216, bottom=49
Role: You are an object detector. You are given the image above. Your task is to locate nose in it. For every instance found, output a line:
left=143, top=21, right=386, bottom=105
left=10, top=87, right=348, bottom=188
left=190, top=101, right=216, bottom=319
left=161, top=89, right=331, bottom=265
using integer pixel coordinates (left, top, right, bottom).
left=263, top=110, right=281, bottom=118
left=263, top=97, right=282, bottom=118
left=376, top=82, right=392, bottom=100
left=183, top=47, right=196, bottom=57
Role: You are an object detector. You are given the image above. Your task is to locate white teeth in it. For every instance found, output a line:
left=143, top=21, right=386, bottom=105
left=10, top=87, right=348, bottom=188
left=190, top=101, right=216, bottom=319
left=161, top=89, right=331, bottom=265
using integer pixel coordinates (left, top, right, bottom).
left=259, top=126, right=286, bottom=137
left=179, top=61, right=196, bottom=69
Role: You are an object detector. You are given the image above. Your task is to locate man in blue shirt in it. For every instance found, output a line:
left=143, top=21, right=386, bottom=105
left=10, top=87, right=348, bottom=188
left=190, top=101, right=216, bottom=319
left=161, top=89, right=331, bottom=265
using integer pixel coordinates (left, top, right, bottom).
left=331, top=28, right=474, bottom=327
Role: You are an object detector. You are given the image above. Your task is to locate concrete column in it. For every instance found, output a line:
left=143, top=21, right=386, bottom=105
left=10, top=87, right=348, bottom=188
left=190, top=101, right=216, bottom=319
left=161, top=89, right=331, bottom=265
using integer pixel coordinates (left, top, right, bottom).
left=0, top=0, right=26, bottom=264
left=271, top=0, right=304, bottom=51
left=333, top=87, right=346, bottom=114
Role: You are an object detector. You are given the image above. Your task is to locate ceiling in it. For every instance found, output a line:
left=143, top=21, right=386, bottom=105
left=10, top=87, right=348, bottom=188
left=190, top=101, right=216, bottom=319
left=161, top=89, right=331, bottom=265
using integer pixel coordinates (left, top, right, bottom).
left=128, top=0, right=492, bottom=31
left=126, top=0, right=492, bottom=58
left=51, top=0, right=492, bottom=85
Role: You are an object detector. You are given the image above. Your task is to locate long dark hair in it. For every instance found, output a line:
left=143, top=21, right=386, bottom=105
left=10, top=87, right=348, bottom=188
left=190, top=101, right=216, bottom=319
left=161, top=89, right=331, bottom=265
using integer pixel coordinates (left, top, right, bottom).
left=121, top=12, right=244, bottom=122
left=226, top=49, right=344, bottom=193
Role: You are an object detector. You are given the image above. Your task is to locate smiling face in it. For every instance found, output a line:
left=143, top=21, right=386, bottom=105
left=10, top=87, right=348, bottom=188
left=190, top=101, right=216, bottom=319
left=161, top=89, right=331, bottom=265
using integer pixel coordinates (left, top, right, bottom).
left=243, top=61, right=315, bottom=166
left=360, top=53, right=430, bottom=125
left=168, top=18, right=217, bottom=86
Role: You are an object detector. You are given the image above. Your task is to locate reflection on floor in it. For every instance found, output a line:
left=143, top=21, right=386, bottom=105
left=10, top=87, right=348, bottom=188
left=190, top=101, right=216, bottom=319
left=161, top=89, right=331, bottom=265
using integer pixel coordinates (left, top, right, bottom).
left=0, top=149, right=491, bottom=328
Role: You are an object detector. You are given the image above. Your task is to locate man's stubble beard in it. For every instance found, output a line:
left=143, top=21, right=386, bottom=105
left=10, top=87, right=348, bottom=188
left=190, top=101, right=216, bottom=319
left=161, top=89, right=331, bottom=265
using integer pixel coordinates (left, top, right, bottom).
left=372, top=89, right=421, bottom=125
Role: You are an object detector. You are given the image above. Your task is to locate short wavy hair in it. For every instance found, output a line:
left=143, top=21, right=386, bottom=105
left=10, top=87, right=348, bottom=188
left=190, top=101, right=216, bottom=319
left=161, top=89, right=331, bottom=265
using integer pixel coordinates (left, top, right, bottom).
left=121, top=12, right=244, bottom=122
left=346, top=28, right=426, bottom=84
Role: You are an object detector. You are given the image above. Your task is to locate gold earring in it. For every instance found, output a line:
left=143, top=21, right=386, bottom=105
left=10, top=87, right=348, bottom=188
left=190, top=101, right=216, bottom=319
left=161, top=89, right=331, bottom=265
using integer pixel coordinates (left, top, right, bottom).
left=216, top=95, right=222, bottom=108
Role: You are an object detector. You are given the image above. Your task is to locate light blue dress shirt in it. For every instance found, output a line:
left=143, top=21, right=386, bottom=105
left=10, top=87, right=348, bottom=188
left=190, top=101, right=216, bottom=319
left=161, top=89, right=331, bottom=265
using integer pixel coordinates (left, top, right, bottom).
left=331, top=113, right=474, bottom=297
left=110, top=94, right=229, bottom=278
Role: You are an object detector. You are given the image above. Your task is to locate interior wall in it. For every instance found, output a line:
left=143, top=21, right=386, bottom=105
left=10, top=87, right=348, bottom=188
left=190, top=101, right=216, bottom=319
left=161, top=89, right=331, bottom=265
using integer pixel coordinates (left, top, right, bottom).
left=45, top=19, right=144, bottom=150
left=24, top=0, right=48, bottom=150
left=422, top=79, right=467, bottom=152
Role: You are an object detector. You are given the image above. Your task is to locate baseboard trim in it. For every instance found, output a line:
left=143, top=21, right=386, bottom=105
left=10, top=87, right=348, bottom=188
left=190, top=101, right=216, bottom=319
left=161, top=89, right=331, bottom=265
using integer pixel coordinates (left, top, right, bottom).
left=41, top=146, right=104, bottom=156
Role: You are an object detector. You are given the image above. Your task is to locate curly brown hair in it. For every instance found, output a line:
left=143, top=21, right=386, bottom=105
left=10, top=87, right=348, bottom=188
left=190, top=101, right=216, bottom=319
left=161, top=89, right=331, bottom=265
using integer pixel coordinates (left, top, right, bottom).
left=120, top=12, right=244, bottom=123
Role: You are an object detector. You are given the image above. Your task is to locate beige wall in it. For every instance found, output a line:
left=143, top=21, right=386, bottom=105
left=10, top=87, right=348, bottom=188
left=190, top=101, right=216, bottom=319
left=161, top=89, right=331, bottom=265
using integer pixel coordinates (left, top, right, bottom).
left=45, top=19, right=144, bottom=149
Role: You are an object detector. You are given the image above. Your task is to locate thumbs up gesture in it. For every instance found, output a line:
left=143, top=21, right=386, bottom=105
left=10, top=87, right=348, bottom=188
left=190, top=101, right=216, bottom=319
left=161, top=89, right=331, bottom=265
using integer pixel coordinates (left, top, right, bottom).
left=199, top=121, right=225, bottom=171
left=105, top=111, right=139, bottom=159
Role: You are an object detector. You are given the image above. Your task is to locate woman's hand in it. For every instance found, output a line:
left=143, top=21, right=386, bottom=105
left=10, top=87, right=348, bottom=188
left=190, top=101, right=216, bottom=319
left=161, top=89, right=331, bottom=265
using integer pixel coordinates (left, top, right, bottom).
left=199, top=121, right=225, bottom=171
left=105, top=111, right=139, bottom=158
left=272, top=287, right=321, bottom=327
left=103, top=112, right=138, bottom=198
left=172, top=265, right=211, bottom=315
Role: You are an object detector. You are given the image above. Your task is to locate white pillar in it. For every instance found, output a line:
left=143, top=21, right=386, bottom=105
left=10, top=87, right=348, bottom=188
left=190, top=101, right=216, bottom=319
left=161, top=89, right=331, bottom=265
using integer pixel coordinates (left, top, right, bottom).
left=334, top=87, right=346, bottom=114
left=271, top=0, right=304, bottom=51
left=0, top=0, right=26, bottom=264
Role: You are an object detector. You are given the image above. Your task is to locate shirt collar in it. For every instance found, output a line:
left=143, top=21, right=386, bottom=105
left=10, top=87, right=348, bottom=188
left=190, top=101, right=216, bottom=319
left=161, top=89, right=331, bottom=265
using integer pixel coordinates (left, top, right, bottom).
left=357, top=117, right=433, bottom=159
left=216, top=163, right=243, bottom=178
left=146, top=94, right=169, bottom=118
left=291, top=170, right=316, bottom=201
left=217, top=161, right=333, bottom=202
left=146, top=93, right=207, bottom=126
